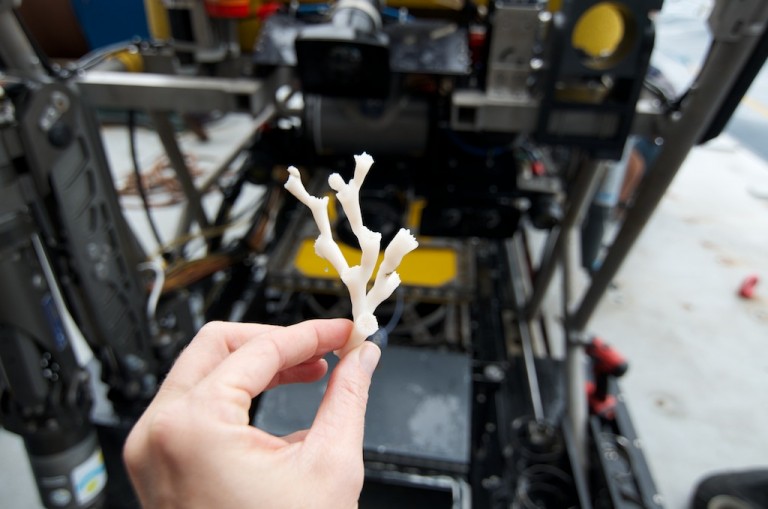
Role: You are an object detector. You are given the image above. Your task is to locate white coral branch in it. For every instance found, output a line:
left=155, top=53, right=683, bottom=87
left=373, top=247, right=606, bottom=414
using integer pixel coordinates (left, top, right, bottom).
left=368, top=228, right=418, bottom=310
left=285, top=167, right=349, bottom=275
left=284, top=154, right=418, bottom=357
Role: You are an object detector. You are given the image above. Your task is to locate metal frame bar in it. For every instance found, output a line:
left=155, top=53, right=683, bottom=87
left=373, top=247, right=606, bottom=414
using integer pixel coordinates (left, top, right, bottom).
left=0, top=0, right=46, bottom=80
left=149, top=111, right=211, bottom=233
left=77, top=71, right=267, bottom=114
left=505, top=234, right=545, bottom=423
left=525, top=0, right=768, bottom=338
left=173, top=104, right=276, bottom=243
left=519, top=3, right=768, bottom=499
left=526, top=156, right=605, bottom=320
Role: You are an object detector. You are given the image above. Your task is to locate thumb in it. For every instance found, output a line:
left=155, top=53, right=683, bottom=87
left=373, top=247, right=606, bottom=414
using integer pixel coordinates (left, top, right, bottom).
left=308, top=341, right=381, bottom=452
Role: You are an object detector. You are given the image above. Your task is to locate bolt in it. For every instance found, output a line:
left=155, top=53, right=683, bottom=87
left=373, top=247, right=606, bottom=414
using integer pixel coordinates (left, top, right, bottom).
left=484, top=364, right=505, bottom=382
left=94, top=262, right=108, bottom=280
left=31, top=274, right=44, bottom=288
left=142, top=374, right=158, bottom=394
left=86, top=243, right=100, bottom=259
left=481, top=476, right=501, bottom=489
left=124, top=354, right=146, bottom=372
left=51, top=91, right=70, bottom=112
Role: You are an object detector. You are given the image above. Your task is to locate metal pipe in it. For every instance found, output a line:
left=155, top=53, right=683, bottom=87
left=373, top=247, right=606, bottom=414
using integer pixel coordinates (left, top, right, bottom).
left=506, top=236, right=545, bottom=422
left=0, top=4, right=46, bottom=80
left=562, top=228, right=588, bottom=473
left=149, top=112, right=211, bottom=231
left=173, top=104, right=276, bottom=245
left=526, top=157, right=605, bottom=319
left=77, top=71, right=265, bottom=113
left=571, top=7, right=768, bottom=331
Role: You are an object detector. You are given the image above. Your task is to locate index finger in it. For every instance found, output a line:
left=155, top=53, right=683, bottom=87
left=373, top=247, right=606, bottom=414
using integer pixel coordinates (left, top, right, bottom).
left=200, top=319, right=352, bottom=403
left=159, top=321, right=281, bottom=399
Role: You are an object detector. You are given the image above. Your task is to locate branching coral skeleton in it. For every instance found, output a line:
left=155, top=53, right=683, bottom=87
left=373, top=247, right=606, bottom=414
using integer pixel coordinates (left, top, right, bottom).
left=284, top=153, right=418, bottom=356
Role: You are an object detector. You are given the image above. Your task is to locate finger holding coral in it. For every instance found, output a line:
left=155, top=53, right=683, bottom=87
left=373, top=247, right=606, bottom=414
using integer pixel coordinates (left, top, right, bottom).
left=337, top=313, right=379, bottom=357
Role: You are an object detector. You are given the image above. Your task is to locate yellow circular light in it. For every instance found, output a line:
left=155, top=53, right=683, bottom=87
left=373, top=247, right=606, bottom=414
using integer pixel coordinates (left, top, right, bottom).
left=572, top=2, right=629, bottom=69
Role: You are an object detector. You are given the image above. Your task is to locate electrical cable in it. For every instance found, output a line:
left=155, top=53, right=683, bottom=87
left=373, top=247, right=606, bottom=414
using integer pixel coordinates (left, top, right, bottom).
left=128, top=110, right=166, bottom=255
left=11, top=10, right=66, bottom=79
left=149, top=210, right=256, bottom=259
left=74, top=41, right=140, bottom=71
left=445, top=130, right=514, bottom=158
left=163, top=254, right=234, bottom=293
left=209, top=157, right=252, bottom=252
left=138, top=258, right=165, bottom=323
left=364, top=290, right=406, bottom=349
left=642, top=79, right=676, bottom=111
left=384, top=289, right=405, bottom=333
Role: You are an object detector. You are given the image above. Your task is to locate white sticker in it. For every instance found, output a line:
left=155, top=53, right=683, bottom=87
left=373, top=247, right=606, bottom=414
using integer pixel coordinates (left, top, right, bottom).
left=71, top=448, right=107, bottom=505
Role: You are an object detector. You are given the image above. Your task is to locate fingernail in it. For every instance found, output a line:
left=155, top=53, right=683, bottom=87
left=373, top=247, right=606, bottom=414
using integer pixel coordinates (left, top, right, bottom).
left=359, top=341, right=381, bottom=377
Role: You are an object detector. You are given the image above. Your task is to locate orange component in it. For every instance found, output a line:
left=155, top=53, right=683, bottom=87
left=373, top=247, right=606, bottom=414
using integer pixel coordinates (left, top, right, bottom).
left=468, top=27, right=485, bottom=66
left=739, top=274, right=759, bottom=299
left=586, top=381, right=617, bottom=420
left=205, top=0, right=251, bottom=18
left=586, top=337, right=628, bottom=376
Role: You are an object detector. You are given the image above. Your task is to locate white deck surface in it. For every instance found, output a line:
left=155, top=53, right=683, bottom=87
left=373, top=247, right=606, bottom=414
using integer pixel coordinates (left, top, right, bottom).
left=591, top=136, right=768, bottom=508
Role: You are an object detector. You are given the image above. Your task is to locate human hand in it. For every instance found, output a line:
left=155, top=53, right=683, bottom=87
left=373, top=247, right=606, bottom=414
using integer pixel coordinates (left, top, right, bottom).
left=123, top=319, right=380, bottom=509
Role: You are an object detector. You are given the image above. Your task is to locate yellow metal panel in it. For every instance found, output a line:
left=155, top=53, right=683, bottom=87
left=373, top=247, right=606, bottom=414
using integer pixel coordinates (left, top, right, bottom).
left=112, top=51, right=144, bottom=73
left=406, top=198, right=426, bottom=230
left=547, top=0, right=563, bottom=12
left=144, top=0, right=171, bottom=40
left=295, top=238, right=457, bottom=287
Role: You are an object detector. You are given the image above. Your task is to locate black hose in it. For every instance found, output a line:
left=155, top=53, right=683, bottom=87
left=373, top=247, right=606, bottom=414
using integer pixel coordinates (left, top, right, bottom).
left=128, top=110, right=166, bottom=255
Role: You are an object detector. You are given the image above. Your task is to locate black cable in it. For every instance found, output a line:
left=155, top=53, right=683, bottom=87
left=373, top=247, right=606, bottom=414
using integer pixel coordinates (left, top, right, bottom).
left=384, top=289, right=405, bottom=334
left=128, top=110, right=166, bottom=255
left=642, top=79, right=675, bottom=111
left=209, top=156, right=252, bottom=252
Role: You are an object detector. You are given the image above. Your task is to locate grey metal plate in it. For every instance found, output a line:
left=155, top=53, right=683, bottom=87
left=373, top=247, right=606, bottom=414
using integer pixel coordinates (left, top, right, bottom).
left=254, top=345, right=472, bottom=472
left=253, top=15, right=469, bottom=75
